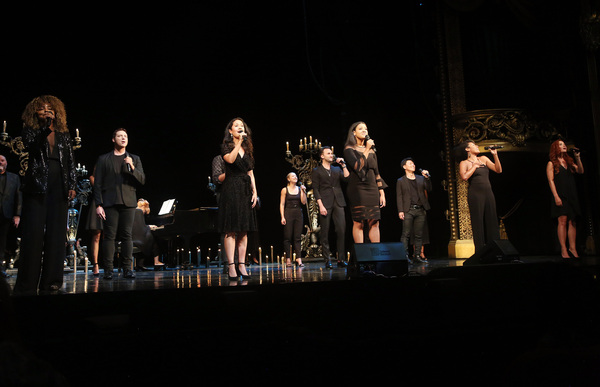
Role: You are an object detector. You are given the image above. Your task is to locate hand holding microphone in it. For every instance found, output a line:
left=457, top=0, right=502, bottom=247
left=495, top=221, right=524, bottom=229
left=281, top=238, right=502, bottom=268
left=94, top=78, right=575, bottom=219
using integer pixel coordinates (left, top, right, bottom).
left=124, top=152, right=133, bottom=172
left=364, top=135, right=376, bottom=152
left=484, top=145, right=503, bottom=150
left=418, top=168, right=430, bottom=178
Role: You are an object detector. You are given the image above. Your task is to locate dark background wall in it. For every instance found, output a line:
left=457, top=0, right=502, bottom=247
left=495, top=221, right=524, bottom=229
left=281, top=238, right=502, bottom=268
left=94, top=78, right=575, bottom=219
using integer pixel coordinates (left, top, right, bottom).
left=0, top=1, right=596, bottom=258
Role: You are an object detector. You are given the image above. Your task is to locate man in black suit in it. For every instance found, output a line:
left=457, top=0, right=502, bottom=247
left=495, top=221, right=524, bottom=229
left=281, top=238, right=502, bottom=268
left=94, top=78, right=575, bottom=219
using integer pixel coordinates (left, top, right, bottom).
left=312, top=146, right=349, bottom=268
left=396, top=157, right=432, bottom=263
left=94, top=128, right=145, bottom=279
left=0, top=155, right=21, bottom=278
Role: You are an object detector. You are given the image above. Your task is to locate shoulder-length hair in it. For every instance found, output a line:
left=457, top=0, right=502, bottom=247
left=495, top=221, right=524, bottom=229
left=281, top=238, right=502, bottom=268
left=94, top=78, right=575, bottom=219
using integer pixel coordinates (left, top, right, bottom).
left=549, top=139, right=574, bottom=174
left=453, top=140, right=474, bottom=161
left=21, top=95, right=69, bottom=133
left=344, top=121, right=365, bottom=148
left=222, top=117, right=254, bottom=158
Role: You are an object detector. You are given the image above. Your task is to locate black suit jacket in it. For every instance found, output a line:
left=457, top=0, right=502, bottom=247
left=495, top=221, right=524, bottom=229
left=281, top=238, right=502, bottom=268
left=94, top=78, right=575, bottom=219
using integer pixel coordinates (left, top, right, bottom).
left=311, top=165, right=347, bottom=209
left=0, top=172, right=22, bottom=219
left=93, top=151, right=145, bottom=208
left=396, top=175, right=432, bottom=213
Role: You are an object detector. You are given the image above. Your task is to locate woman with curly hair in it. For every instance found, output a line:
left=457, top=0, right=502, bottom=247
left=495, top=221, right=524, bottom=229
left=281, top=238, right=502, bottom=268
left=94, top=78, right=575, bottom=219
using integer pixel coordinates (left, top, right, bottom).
left=218, top=118, right=258, bottom=280
left=546, top=139, right=584, bottom=258
left=14, top=95, right=77, bottom=295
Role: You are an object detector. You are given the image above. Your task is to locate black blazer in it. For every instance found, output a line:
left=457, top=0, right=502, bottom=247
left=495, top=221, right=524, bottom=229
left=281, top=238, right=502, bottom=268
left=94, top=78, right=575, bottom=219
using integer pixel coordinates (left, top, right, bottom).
left=311, top=165, right=347, bottom=209
left=0, top=172, right=22, bottom=219
left=93, top=151, right=145, bottom=208
left=396, top=175, right=432, bottom=213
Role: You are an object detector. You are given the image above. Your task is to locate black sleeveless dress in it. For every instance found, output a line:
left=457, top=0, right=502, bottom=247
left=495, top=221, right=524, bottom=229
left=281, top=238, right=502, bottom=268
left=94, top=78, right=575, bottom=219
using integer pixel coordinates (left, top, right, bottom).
left=550, top=165, right=581, bottom=220
left=217, top=143, right=258, bottom=233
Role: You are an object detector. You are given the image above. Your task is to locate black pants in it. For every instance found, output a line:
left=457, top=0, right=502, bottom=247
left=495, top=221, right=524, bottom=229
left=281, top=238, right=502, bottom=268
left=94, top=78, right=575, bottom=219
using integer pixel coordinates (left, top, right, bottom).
left=14, top=192, right=68, bottom=294
left=0, top=216, right=12, bottom=261
left=400, top=207, right=427, bottom=257
left=101, top=205, right=136, bottom=271
left=319, top=204, right=346, bottom=260
left=468, top=186, right=500, bottom=253
left=283, top=208, right=303, bottom=259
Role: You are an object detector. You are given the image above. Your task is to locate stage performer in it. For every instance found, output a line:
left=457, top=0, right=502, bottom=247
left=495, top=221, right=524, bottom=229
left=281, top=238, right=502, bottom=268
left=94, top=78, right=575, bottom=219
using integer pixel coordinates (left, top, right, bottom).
left=280, top=172, right=306, bottom=267
left=0, top=155, right=22, bottom=278
left=132, top=199, right=165, bottom=270
left=343, top=121, right=387, bottom=244
left=94, top=128, right=145, bottom=280
left=396, top=157, right=431, bottom=263
left=218, top=118, right=258, bottom=280
left=546, top=139, right=584, bottom=258
left=84, top=165, right=102, bottom=276
left=458, top=141, right=502, bottom=253
left=14, top=95, right=77, bottom=295
left=312, top=146, right=349, bottom=268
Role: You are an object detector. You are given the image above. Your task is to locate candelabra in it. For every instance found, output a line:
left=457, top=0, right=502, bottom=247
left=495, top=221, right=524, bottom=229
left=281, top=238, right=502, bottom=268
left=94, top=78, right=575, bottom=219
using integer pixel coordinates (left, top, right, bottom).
left=285, top=136, right=323, bottom=258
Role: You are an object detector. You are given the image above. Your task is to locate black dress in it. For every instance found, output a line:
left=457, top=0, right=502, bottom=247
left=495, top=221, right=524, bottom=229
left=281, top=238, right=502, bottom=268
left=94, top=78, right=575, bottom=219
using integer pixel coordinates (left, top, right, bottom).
left=467, top=164, right=500, bottom=252
left=343, top=147, right=387, bottom=221
left=217, top=143, right=258, bottom=233
left=550, top=165, right=581, bottom=220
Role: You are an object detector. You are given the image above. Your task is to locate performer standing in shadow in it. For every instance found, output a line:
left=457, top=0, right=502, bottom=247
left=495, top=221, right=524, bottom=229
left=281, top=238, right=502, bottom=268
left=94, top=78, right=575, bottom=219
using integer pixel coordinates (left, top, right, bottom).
left=280, top=172, right=306, bottom=267
left=312, top=146, right=349, bottom=268
left=343, top=121, right=387, bottom=244
left=546, top=139, right=584, bottom=258
left=14, top=95, right=77, bottom=295
left=0, top=155, right=22, bottom=278
left=94, top=128, right=145, bottom=280
left=218, top=118, right=258, bottom=280
left=457, top=141, right=502, bottom=253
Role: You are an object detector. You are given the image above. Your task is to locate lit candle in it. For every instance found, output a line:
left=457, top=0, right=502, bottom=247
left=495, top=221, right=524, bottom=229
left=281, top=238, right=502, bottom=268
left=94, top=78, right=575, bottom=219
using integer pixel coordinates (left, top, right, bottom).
left=286, top=142, right=289, bottom=152
left=76, top=128, right=79, bottom=137
left=299, top=139, right=303, bottom=151
left=2, top=121, right=5, bottom=133
left=331, top=146, right=334, bottom=153
left=270, top=245, right=274, bottom=261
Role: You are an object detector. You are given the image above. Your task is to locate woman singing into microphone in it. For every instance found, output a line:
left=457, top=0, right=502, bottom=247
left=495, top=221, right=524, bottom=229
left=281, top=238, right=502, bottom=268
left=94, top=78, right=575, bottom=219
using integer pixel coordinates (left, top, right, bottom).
left=343, top=121, right=387, bottom=244
left=218, top=118, right=258, bottom=280
left=546, top=139, right=584, bottom=258
left=458, top=141, right=502, bottom=253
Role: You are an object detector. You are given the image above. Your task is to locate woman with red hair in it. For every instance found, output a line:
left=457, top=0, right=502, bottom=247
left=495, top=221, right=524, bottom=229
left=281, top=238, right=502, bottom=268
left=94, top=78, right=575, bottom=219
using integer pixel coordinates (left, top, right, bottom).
left=546, top=139, right=584, bottom=258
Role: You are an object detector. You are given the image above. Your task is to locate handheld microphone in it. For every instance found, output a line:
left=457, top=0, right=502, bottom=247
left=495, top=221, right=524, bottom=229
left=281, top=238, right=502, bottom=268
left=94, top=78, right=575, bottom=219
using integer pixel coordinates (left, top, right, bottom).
left=365, top=135, right=376, bottom=152
left=418, top=168, right=430, bottom=178
left=570, top=147, right=584, bottom=154
left=125, top=152, right=132, bottom=172
left=484, top=145, right=504, bottom=150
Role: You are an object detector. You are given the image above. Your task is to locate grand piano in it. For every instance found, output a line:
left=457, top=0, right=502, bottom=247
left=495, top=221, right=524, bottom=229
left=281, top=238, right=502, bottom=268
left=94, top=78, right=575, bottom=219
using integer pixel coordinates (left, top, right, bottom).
left=151, top=206, right=219, bottom=268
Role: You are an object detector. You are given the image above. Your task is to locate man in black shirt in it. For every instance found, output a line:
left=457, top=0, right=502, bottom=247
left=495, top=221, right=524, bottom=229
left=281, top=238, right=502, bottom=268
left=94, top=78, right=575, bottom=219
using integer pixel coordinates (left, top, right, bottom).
left=0, top=155, right=21, bottom=278
left=396, top=157, right=431, bottom=263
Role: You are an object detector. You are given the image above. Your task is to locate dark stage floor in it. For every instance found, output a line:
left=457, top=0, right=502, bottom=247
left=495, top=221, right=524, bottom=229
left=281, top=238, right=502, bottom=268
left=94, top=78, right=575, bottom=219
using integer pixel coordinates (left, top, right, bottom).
left=2, top=256, right=600, bottom=386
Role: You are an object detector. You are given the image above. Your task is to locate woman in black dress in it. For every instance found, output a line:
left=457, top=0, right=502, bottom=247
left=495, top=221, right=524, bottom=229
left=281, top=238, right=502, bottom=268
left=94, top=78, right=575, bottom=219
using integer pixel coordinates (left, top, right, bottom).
left=218, top=118, right=258, bottom=280
left=458, top=141, right=502, bottom=253
left=279, top=172, right=306, bottom=266
left=546, top=139, right=584, bottom=258
left=343, top=121, right=387, bottom=244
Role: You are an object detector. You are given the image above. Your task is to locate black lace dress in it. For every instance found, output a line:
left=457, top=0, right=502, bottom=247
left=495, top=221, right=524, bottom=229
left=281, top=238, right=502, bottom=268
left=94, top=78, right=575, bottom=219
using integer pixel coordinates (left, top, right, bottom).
left=217, top=143, right=258, bottom=233
left=343, top=147, right=387, bottom=221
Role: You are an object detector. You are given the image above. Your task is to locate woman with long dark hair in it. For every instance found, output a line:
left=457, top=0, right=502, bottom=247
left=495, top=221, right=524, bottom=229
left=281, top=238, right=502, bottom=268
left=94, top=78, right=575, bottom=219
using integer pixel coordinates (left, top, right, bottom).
left=343, top=121, right=387, bottom=244
left=546, top=139, right=584, bottom=258
left=457, top=140, right=502, bottom=253
left=218, top=118, right=258, bottom=280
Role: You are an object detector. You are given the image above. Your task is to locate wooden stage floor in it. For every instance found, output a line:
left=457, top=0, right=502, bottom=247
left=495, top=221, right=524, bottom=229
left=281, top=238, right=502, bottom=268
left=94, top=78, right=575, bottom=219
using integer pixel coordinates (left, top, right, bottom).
left=2, top=255, right=600, bottom=386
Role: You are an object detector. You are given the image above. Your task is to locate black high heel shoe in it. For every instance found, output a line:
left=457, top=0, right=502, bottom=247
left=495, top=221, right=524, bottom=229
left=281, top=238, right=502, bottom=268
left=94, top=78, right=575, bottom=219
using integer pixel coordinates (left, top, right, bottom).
left=238, top=263, right=251, bottom=278
left=227, top=263, right=239, bottom=280
left=92, top=263, right=100, bottom=277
